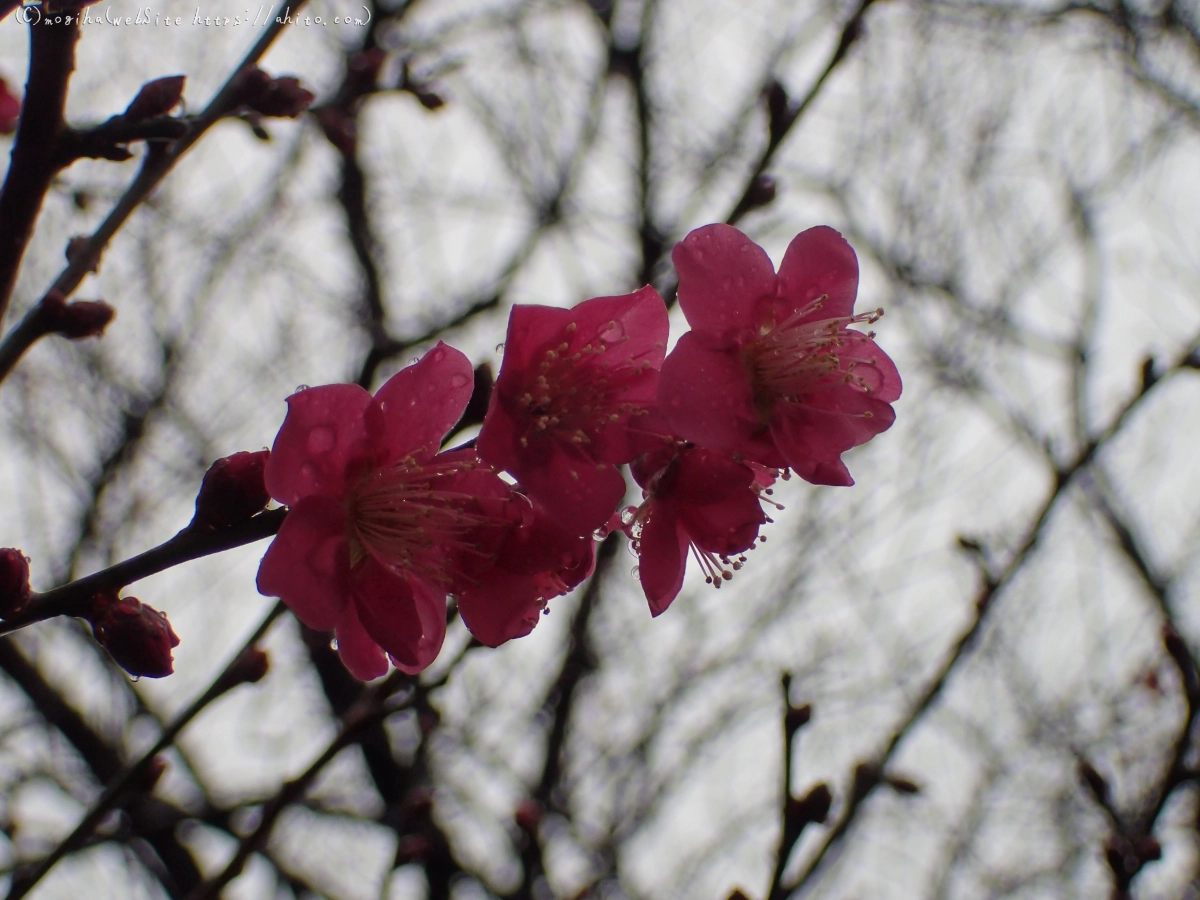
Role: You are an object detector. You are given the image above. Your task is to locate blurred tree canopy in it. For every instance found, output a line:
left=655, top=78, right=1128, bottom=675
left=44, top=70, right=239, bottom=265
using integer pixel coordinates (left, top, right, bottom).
left=2, top=0, right=1200, bottom=897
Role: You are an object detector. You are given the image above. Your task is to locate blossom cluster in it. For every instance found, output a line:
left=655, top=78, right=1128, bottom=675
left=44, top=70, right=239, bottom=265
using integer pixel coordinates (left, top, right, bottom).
left=256, top=224, right=902, bottom=679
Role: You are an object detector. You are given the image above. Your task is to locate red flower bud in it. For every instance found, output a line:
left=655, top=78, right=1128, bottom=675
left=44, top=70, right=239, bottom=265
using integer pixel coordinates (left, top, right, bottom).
left=124, top=75, right=186, bottom=121
left=0, top=548, right=31, bottom=618
left=236, top=67, right=314, bottom=118
left=89, top=594, right=180, bottom=679
left=514, top=799, right=542, bottom=835
left=40, top=291, right=115, bottom=340
left=192, top=450, right=271, bottom=529
left=0, top=76, right=20, bottom=135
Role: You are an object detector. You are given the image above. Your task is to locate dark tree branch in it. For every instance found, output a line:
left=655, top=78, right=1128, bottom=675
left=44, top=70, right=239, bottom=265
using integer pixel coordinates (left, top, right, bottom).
left=5, top=603, right=284, bottom=900
left=785, top=343, right=1200, bottom=894
left=0, top=0, right=307, bottom=385
left=184, top=669, right=413, bottom=900
left=766, top=678, right=828, bottom=900
left=0, top=508, right=286, bottom=636
left=0, top=18, right=81, bottom=320
left=512, top=534, right=617, bottom=900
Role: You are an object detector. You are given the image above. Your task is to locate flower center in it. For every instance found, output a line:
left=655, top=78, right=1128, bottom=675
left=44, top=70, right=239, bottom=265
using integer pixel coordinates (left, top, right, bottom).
left=745, top=298, right=884, bottom=411
left=517, top=321, right=656, bottom=447
left=346, top=455, right=499, bottom=587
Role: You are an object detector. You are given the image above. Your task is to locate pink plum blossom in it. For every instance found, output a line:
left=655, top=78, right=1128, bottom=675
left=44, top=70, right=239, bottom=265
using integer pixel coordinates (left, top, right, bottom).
left=659, top=224, right=902, bottom=486
left=457, top=501, right=597, bottom=647
left=257, top=343, right=519, bottom=679
left=624, top=440, right=773, bottom=615
left=478, top=286, right=669, bottom=536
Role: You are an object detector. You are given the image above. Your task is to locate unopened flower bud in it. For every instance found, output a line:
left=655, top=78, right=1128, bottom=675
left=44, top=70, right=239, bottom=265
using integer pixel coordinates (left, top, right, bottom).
left=0, top=548, right=31, bottom=617
left=213, top=645, right=270, bottom=696
left=514, top=798, right=542, bottom=835
left=1, top=76, right=21, bottom=135
left=192, top=450, right=270, bottom=529
left=394, top=833, right=431, bottom=864
left=89, top=594, right=180, bottom=679
left=130, top=755, right=169, bottom=793
left=65, top=236, right=101, bottom=273
left=236, top=67, right=314, bottom=118
left=743, top=174, right=777, bottom=211
left=124, top=75, right=186, bottom=121
left=40, top=291, right=115, bottom=340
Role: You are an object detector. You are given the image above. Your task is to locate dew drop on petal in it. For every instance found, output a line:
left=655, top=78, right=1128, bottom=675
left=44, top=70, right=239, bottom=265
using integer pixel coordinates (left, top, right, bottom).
left=495, top=342, right=505, bottom=353
left=450, top=373, right=469, bottom=388
left=294, top=384, right=310, bottom=393
left=599, top=320, right=624, bottom=343
left=307, top=426, right=335, bottom=453
left=631, top=565, right=640, bottom=579
left=620, top=507, right=637, bottom=526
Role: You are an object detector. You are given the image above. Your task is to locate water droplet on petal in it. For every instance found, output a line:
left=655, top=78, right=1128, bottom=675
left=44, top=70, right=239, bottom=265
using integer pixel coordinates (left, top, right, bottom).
left=620, top=507, right=637, bottom=525
left=631, top=565, right=640, bottom=579
left=495, top=342, right=506, bottom=353
left=450, top=373, right=469, bottom=388
left=294, top=384, right=310, bottom=393
left=307, top=426, right=335, bottom=453
left=599, top=320, right=623, bottom=343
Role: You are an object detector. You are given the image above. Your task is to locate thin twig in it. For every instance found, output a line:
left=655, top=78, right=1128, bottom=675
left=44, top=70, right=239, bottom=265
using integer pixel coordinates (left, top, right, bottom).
left=0, top=508, right=286, bottom=636
left=0, top=18, right=80, bottom=319
left=5, top=601, right=286, bottom=900
left=0, top=0, right=308, bottom=384
left=184, top=668, right=412, bottom=900
left=786, top=340, right=1200, bottom=895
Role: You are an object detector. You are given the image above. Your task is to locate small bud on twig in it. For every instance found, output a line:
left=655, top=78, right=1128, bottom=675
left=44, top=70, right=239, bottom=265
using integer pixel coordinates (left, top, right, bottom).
left=40, top=291, right=115, bottom=340
left=0, top=548, right=31, bottom=617
left=192, top=450, right=271, bottom=530
left=212, top=645, right=270, bottom=697
left=124, top=75, right=186, bottom=121
left=235, top=66, right=315, bottom=119
left=65, top=236, right=101, bottom=273
left=88, top=592, right=180, bottom=679
left=514, top=798, right=542, bottom=835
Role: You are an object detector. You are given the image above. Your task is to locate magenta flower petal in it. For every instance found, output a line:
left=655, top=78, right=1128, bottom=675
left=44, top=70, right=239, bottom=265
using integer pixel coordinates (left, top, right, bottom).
left=265, top=383, right=373, bottom=506
left=458, top=500, right=597, bottom=646
left=637, top=506, right=689, bottom=616
left=351, top=558, right=447, bottom=674
left=678, top=493, right=765, bottom=555
left=479, top=286, right=668, bottom=535
left=256, top=496, right=350, bottom=631
left=370, top=342, right=475, bottom=464
left=658, top=332, right=780, bottom=465
left=769, top=389, right=896, bottom=486
left=672, top=223, right=776, bottom=346
left=775, top=225, right=859, bottom=323
left=334, top=602, right=389, bottom=681
left=850, top=334, right=904, bottom=403
left=458, top=570, right=543, bottom=648
left=516, top=443, right=629, bottom=537
left=567, top=285, right=669, bottom=378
